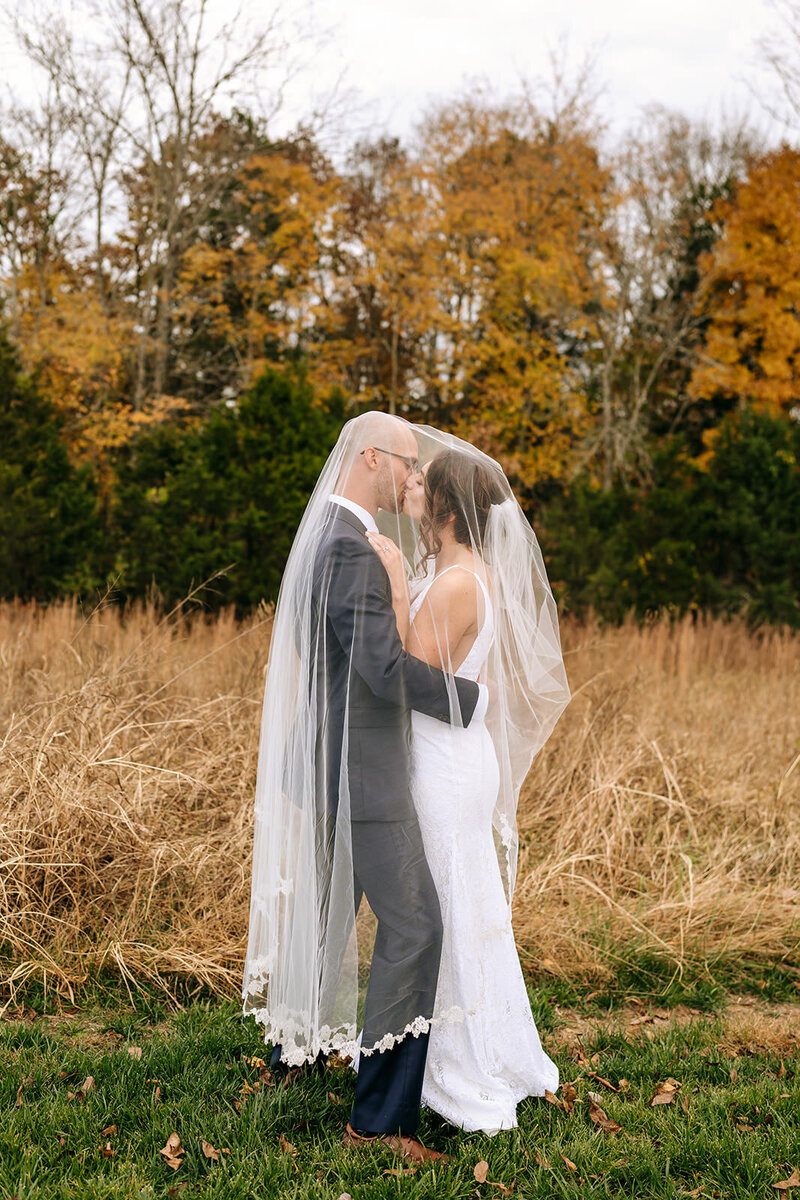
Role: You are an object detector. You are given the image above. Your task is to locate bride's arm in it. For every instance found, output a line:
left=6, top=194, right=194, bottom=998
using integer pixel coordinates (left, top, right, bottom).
left=406, top=569, right=479, bottom=670
left=365, top=532, right=411, bottom=646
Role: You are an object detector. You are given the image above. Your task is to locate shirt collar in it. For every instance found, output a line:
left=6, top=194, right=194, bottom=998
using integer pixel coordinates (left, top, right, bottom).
left=328, top=493, right=379, bottom=535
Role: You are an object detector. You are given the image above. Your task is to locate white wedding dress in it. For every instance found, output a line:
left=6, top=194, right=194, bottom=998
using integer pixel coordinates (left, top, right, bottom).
left=409, top=564, right=559, bottom=1135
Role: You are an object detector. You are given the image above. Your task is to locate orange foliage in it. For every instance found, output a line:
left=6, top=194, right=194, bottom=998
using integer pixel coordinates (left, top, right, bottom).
left=421, top=97, right=610, bottom=483
left=311, top=148, right=440, bottom=414
left=690, top=146, right=800, bottom=417
left=174, top=150, right=333, bottom=389
left=318, top=98, right=611, bottom=487
left=10, top=263, right=152, bottom=465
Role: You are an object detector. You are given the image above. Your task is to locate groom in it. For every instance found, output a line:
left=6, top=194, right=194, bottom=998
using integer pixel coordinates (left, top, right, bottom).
left=272, top=413, right=487, bottom=1162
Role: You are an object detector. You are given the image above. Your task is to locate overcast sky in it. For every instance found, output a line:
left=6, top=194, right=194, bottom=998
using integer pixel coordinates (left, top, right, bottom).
left=303, top=0, right=776, bottom=140
left=0, top=0, right=784, bottom=150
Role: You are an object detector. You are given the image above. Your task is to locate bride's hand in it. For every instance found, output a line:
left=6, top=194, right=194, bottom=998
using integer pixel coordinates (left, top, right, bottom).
left=365, top=532, right=408, bottom=597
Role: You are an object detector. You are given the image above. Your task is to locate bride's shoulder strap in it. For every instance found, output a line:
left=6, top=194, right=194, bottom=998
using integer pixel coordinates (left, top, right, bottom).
left=433, top=564, right=491, bottom=602
left=422, top=565, right=492, bottom=627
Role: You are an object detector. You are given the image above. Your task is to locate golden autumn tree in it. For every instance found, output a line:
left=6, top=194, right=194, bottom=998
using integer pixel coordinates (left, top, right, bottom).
left=172, top=137, right=335, bottom=402
left=414, top=90, right=612, bottom=489
left=689, top=145, right=800, bottom=418
left=0, top=127, right=142, bottom=468
left=312, top=138, right=441, bottom=414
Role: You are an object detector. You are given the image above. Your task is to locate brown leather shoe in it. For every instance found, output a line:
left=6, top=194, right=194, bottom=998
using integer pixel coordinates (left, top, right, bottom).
left=343, top=1122, right=450, bottom=1165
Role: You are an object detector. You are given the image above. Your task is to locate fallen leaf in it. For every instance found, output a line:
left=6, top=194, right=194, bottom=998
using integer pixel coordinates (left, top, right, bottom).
left=561, top=1154, right=578, bottom=1172
left=154, top=1086, right=161, bottom=1104
left=534, top=1149, right=550, bottom=1168
left=773, top=1169, right=800, bottom=1191
left=160, top=1132, right=184, bottom=1170
left=682, top=1095, right=690, bottom=1113
left=730, top=1068, right=738, bottom=1083
left=383, top=1166, right=417, bottom=1177
left=629, top=1014, right=654, bottom=1026
left=588, top=1091, right=622, bottom=1135
left=100, top=1141, right=115, bottom=1158
left=248, top=1055, right=267, bottom=1068
left=67, top=1075, right=96, bottom=1104
left=200, top=1139, right=229, bottom=1161
left=278, top=1135, right=298, bottom=1156
left=101, top=1124, right=117, bottom=1136
left=618, top=1078, right=631, bottom=1094
left=488, top=1181, right=514, bottom=1194
left=15, top=1084, right=23, bottom=1107
left=127, top=1046, right=142, bottom=1060
left=168, top=1185, right=189, bottom=1198
left=778, top=1060, right=787, bottom=1079
left=651, top=1077, right=681, bottom=1106
left=474, top=1160, right=489, bottom=1183
left=328, top=1091, right=343, bottom=1105
left=545, top=1084, right=576, bottom=1113
left=337, top=1194, right=353, bottom=1200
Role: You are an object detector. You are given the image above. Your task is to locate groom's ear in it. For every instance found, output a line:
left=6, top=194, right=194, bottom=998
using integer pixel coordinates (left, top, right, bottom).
left=360, top=446, right=380, bottom=471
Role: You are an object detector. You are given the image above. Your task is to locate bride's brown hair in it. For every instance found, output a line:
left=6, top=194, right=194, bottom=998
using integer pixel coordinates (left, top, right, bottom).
left=420, top=450, right=507, bottom=559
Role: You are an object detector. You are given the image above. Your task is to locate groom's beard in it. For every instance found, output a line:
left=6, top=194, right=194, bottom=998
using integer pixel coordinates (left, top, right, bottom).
left=377, top=467, right=407, bottom=514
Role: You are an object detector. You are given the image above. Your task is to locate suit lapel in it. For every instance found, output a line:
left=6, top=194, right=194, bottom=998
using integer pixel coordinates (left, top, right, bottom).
left=326, top=502, right=368, bottom=537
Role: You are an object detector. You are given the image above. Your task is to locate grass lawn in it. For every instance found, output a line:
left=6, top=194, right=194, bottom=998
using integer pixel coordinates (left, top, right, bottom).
left=1, top=979, right=799, bottom=1200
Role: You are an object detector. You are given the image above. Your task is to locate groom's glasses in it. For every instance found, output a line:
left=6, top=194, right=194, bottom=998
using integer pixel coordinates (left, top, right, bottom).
left=360, top=447, right=420, bottom=473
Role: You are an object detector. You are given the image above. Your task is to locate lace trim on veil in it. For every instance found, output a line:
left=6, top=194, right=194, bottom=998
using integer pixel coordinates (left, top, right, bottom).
left=241, top=993, right=470, bottom=1068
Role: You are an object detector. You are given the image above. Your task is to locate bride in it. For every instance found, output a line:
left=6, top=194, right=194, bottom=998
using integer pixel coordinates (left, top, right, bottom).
left=365, top=448, right=566, bottom=1135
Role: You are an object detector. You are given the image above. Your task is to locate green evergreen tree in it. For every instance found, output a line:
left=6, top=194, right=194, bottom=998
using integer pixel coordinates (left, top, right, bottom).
left=111, top=367, right=346, bottom=611
left=540, top=410, right=800, bottom=627
left=0, top=330, right=100, bottom=600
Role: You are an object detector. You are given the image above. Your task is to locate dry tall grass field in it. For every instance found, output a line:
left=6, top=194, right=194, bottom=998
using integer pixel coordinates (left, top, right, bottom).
left=1, top=598, right=799, bottom=1006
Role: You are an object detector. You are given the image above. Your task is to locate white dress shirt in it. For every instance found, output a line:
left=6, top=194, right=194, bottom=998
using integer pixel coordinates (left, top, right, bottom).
left=329, top=493, right=378, bottom=534
left=327, top=493, right=488, bottom=723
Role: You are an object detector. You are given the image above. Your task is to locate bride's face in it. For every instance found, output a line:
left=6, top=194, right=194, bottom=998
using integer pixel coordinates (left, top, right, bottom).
left=402, top=463, right=429, bottom=522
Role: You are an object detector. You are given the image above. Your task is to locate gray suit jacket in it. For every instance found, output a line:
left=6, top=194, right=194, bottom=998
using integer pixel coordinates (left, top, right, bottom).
left=311, top=503, right=479, bottom=822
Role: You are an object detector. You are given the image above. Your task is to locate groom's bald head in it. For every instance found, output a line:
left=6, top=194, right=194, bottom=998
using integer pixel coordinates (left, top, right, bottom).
left=337, top=411, right=419, bottom=516
left=347, top=411, right=417, bottom=461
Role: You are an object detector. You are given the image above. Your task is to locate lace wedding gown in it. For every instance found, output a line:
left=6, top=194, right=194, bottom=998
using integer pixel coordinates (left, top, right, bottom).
left=409, top=565, right=559, bottom=1135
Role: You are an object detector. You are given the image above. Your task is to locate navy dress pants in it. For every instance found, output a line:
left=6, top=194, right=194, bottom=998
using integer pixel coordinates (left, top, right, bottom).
left=271, top=816, right=443, bottom=1137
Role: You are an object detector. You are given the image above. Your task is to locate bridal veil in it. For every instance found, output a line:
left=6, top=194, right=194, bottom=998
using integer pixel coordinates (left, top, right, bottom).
left=241, top=414, right=570, bottom=1065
